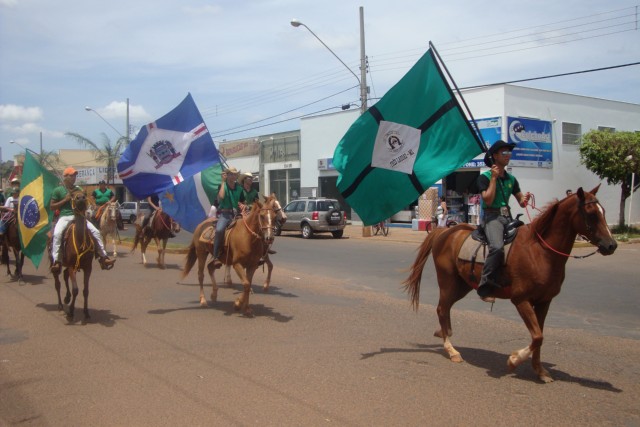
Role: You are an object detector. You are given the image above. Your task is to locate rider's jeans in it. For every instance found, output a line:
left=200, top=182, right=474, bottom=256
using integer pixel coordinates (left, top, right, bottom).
left=213, top=211, right=234, bottom=259
left=479, top=213, right=509, bottom=287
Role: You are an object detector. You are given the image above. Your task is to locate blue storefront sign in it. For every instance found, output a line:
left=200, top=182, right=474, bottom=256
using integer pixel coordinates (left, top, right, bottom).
left=507, top=117, right=553, bottom=168
left=461, top=117, right=502, bottom=168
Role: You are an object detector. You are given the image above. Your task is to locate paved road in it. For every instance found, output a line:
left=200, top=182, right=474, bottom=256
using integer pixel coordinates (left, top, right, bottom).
left=1, top=233, right=639, bottom=425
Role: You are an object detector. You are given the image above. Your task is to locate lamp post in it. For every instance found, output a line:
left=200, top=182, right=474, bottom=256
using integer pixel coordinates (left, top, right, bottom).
left=84, top=106, right=124, bottom=137
left=291, top=6, right=368, bottom=114
left=626, top=155, right=635, bottom=231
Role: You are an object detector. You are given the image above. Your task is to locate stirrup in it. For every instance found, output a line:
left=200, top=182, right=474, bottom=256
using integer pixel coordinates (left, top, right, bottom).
left=99, top=257, right=116, bottom=270
left=267, top=249, right=276, bottom=255
left=212, top=258, right=223, bottom=269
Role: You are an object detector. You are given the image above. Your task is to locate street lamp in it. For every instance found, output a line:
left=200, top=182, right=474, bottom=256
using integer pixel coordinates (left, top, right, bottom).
left=84, top=106, right=124, bottom=137
left=626, top=155, right=635, bottom=231
left=10, top=135, right=42, bottom=156
left=291, top=6, right=368, bottom=114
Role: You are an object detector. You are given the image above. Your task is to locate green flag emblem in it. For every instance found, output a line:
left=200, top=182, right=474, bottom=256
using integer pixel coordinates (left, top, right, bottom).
left=333, top=48, right=484, bottom=225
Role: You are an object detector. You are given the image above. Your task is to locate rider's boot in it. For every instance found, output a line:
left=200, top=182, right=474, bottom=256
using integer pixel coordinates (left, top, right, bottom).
left=267, top=249, right=276, bottom=255
left=477, top=248, right=504, bottom=303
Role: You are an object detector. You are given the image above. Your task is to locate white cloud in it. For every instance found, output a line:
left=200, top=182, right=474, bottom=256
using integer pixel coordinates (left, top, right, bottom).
left=0, top=105, right=43, bottom=122
left=97, top=101, right=152, bottom=123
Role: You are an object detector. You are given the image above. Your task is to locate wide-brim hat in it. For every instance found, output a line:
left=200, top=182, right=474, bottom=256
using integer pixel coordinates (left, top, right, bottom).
left=484, top=140, right=516, bottom=167
left=224, top=166, right=239, bottom=174
left=239, top=172, right=253, bottom=184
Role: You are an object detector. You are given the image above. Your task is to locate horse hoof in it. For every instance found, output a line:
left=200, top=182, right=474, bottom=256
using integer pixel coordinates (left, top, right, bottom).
left=263, top=284, right=269, bottom=293
left=450, top=354, right=464, bottom=363
left=507, top=354, right=519, bottom=371
left=433, top=329, right=444, bottom=339
left=57, top=303, right=63, bottom=311
left=539, top=373, right=554, bottom=383
left=64, top=296, right=71, bottom=305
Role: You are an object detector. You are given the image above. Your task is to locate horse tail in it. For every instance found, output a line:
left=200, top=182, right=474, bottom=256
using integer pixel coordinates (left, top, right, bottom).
left=182, top=243, right=197, bottom=279
left=402, top=229, right=441, bottom=311
left=131, top=225, right=142, bottom=253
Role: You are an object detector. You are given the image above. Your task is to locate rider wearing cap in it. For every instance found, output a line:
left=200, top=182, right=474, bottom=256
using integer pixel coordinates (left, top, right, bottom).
left=475, top=140, right=530, bottom=303
left=50, top=166, right=116, bottom=273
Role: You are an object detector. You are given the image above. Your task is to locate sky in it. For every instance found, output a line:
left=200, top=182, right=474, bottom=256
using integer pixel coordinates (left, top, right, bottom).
left=1, top=0, right=639, bottom=163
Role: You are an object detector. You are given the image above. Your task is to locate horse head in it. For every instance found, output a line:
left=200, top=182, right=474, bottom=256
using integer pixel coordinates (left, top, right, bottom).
left=107, top=202, right=118, bottom=221
left=71, top=192, right=88, bottom=216
left=273, top=197, right=287, bottom=226
left=573, top=184, right=617, bottom=255
left=255, top=195, right=279, bottom=245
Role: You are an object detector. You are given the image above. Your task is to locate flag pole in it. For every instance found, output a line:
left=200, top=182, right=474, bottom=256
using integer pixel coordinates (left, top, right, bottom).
left=24, top=148, right=63, bottom=183
left=429, top=41, right=487, bottom=153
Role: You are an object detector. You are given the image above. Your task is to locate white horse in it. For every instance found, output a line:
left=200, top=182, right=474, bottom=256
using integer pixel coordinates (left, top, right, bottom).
left=99, top=201, right=119, bottom=257
left=222, top=197, right=287, bottom=292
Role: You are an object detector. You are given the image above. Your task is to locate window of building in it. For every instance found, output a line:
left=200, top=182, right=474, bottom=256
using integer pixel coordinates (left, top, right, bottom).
left=597, top=126, right=615, bottom=133
left=268, top=168, right=300, bottom=205
left=562, top=122, right=582, bottom=145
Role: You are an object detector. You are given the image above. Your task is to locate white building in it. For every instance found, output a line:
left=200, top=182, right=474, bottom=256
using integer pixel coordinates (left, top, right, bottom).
left=299, top=84, right=640, bottom=226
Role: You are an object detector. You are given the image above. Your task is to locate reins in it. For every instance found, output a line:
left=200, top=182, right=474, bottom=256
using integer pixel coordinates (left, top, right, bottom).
left=239, top=203, right=275, bottom=240
left=524, top=194, right=599, bottom=259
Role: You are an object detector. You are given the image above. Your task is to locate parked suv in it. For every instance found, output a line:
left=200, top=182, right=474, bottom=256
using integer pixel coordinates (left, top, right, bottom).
left=119, top=201, right=151, bottom=224
left=278, top=197, right=346, bottom=239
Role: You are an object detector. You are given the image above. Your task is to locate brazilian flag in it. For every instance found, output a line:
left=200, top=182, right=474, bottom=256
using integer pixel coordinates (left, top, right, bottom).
left=333, top=48, right=485, bottom=225
left=18, top=151, right=59, bottom=268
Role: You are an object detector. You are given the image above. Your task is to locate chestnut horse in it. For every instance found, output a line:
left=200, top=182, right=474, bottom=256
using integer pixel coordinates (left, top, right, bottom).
left=99, top=201, right=119, bottom=257
left=1, top=212, right=24, bottom=280
left=221, top=196, right=287, bottom=290
left=52, top=192, right=95, bottom=320
left=132, top=210, right=180, bottom=269
left=403, top=185, right=617, bottom=383
left=182, top=195, right=278, bottom=315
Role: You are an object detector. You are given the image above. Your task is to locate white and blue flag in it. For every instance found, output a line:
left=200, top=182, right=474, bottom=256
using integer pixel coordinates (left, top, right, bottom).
left=117, top=93, right=220, bottom=200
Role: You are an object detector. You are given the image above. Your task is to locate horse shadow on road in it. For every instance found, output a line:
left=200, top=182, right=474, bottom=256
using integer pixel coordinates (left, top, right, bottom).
left=147, top=296, right=293, bottom=323
left=36, top=302, right=127, bottom=327
left=360, top=343, right=623, bottom=391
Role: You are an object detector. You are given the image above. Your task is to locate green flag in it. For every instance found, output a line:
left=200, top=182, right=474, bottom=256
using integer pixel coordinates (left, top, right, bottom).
left=333, top=48, right=484, bottom=225
left=18, top=151, right=59, bottom=268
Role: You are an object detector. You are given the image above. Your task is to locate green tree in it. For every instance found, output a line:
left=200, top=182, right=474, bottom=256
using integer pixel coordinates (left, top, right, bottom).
left=579, top=130, right=640, bottom=227
left=65, top=132, right=128, bottom=184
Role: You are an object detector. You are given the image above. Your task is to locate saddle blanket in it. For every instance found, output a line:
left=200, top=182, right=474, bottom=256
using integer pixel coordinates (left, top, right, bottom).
left=458, top=233, right=513, bottom=264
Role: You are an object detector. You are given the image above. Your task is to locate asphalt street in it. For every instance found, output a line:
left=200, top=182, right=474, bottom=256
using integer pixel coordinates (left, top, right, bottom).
left=1, top=225, right=638, bottom=425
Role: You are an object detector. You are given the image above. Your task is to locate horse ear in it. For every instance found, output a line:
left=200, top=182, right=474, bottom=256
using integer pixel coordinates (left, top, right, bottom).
left=577, top=187, right=585, bottom=202
left=589, top=183, right=601, bottom=195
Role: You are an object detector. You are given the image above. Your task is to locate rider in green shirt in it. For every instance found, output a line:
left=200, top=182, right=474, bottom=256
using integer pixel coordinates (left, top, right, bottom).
left=212, top=166, right=245, bottom=268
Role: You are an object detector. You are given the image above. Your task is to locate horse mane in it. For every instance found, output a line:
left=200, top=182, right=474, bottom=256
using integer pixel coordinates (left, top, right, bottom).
left=527, top=197, right=566, bottom=240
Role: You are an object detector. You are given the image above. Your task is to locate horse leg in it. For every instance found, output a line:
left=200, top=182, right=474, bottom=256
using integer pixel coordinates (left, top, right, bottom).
left=206, top=260, right=219, bottom=303
left=63, top=268, right=71, bottom=305
left=509, top=300, right=552, bottom=382
left=223, top=264, right=233, bottom=286
left=82, top=266, right=91, bottom=319
left=196, top=248, right=210, bottom=306
left=435, top=275, right=472, bottom=363
left=263, top=255, right=273, bottom=292
left=140, top=234, right=150, bottom=265
left=530, top=301, right=552, bottom=383
left=53, top=272, right=64, bottom=310
left=111, top=234, right=117, bottom=257
left=233, top=264, right=255, bottom=315
left=67, top=269, right=79, bottom=320
left=156, top=237, right=165, bottom=269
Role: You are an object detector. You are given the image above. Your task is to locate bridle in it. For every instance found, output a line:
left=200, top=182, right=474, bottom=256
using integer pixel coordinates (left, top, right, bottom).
left=241, top=202, right=277, bottom=242
left=526, top=194, right=600, bottom=259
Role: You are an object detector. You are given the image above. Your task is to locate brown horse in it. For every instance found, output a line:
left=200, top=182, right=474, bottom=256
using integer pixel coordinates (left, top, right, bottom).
left=182, top=195, right=278, bottom=315
left=403, top=185, right=617, bottom=383
left=132, top=210, right=180, bottom=269
left=99, top=201, right=119, bottom=257
left=52, top=192, right=95, bottom=320
left=221, top=196, right=287, bottom=290
left=1, top=212, right=25, bottom=281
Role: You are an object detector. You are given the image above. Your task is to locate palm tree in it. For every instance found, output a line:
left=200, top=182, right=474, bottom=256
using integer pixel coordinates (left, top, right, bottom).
left=65, top=132, right=128, bottom=184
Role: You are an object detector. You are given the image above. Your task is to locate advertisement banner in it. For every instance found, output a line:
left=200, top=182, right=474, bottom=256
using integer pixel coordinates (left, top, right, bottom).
left=461, top=117, right=502, bottom=168
left=219, top=139, right=260, bottom=159
left=77, top=167, right=122, bottom=185
left=507, top=117, right=553, bottom=168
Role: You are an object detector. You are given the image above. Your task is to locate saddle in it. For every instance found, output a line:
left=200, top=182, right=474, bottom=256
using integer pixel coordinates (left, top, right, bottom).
left=198, top=217, right=239, bottom=245
left=458, top=215, right=525, bottom=279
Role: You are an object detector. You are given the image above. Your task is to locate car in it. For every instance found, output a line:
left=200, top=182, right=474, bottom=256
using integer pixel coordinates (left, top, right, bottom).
left=119, top=201, right=151, bottom=224
left=278, top=197, right=346, bottom=239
